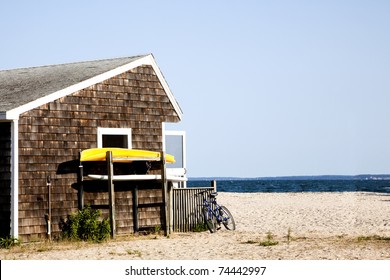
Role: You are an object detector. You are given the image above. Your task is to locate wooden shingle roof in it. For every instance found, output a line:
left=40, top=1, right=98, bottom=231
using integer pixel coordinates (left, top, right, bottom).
left=0, top=54, right=182, bottom=120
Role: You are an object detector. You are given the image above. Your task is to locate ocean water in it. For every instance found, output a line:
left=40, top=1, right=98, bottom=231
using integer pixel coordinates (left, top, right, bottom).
left=187, top=179, right=390, bottom=193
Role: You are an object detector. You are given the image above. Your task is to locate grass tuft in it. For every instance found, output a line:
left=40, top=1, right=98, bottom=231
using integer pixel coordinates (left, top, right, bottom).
left=259, top=231, right=279, bottom=247
left=286, top=227, right=292, bottom=244
left=0, top=236, right=19, bottom=249
left=126, top=249, right=142, bottom=257
left=192, top=223, right=208, bottom=232
left=357, top=235, right=390, bottom=242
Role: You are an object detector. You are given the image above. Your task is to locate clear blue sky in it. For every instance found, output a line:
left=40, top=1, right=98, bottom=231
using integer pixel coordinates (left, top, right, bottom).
left=1, top=1, right=390, bottom=177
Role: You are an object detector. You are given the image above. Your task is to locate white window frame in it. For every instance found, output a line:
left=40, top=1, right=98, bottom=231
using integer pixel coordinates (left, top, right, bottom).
left=164, top=130, right=187, bottom=187
left=97, top=127, right=132, bottom=148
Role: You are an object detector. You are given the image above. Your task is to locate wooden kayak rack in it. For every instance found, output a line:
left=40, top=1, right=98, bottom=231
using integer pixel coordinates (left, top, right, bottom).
left=77, top=150, right=185, bottom=238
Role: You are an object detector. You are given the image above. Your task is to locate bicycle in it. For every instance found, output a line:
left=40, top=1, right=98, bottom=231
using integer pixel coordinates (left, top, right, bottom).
left=195, top=190, right=236, bottom=233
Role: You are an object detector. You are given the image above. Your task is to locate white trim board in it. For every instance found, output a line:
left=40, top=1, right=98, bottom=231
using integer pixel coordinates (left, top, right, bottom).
left=10, top=119, right=18, bottom=239
left=87, top=174, right=187, bottom=182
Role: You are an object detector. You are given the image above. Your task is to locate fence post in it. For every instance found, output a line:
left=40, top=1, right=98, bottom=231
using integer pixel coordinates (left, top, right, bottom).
left=46, top=175, right=52, bottom=241
left=77, top=152, right=84, bottom=210
left=106, top=151, right=116, bottom=238
left=132, top=186, right=139, bottom=233
left=169, top=182, right=174, bottom=233
left=211, top=180, right=217, bottom=191
left=161, top=151, right=169, bottom=236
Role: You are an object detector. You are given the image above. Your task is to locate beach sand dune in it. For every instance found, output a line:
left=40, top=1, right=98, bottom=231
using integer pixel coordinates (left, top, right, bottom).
left=2, top=192, right=390, bottom=260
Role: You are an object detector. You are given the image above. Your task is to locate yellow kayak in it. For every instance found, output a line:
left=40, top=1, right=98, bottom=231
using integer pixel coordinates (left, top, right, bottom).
left=80, top=148, right=175, bottom=163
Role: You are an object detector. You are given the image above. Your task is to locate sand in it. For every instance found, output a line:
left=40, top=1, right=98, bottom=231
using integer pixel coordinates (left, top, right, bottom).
left=2, top=192, right=390, bottom=260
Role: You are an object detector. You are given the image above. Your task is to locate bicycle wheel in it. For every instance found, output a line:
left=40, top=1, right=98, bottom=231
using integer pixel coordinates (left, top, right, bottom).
left=219, top=206, right=236, bottom=230
left=202, top=206, right=216, bottom=233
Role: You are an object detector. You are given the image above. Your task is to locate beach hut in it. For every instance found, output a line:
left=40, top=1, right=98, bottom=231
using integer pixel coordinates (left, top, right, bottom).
left=0, top=54, right=184, bottom=242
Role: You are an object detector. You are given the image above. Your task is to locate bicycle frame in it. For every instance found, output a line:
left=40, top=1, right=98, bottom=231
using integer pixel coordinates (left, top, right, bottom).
left=196, top=190, right=236, bottom=233
left=202, top=195, right=229, bottom=224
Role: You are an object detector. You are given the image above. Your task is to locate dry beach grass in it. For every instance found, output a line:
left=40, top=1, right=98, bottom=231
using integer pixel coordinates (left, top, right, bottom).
left=2, top=192, right=390, bottom=260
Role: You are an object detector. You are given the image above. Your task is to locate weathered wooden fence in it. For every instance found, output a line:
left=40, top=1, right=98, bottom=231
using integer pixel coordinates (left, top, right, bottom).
left=170, top=182, right=216, bottom=232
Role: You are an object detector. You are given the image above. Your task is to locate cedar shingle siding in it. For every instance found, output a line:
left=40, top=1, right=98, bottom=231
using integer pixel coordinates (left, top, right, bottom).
left=16, top=65, right=180, bottom=241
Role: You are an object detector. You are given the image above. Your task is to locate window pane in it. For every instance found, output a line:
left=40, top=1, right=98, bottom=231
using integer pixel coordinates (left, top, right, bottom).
left=102, top=135, right=128, bottom=148
left=166, top=135, right=183, bottom=168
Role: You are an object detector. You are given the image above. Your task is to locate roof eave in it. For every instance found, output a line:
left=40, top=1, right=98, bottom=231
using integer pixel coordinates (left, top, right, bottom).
left=4, top=54, right=183, bottom=121
left=147, top=54, right=183, bottom=121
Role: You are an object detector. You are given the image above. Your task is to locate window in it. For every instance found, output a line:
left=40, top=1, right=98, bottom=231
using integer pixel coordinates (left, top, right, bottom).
left=165, top=132, right=185, bottom=169
left=165, top=130, right=187, bottom=187
left=97, top=128, right=132, bottom=148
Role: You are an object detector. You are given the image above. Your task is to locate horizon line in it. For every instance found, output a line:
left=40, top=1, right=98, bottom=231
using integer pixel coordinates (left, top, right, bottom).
left=188, top=174, right=390, bottom=179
